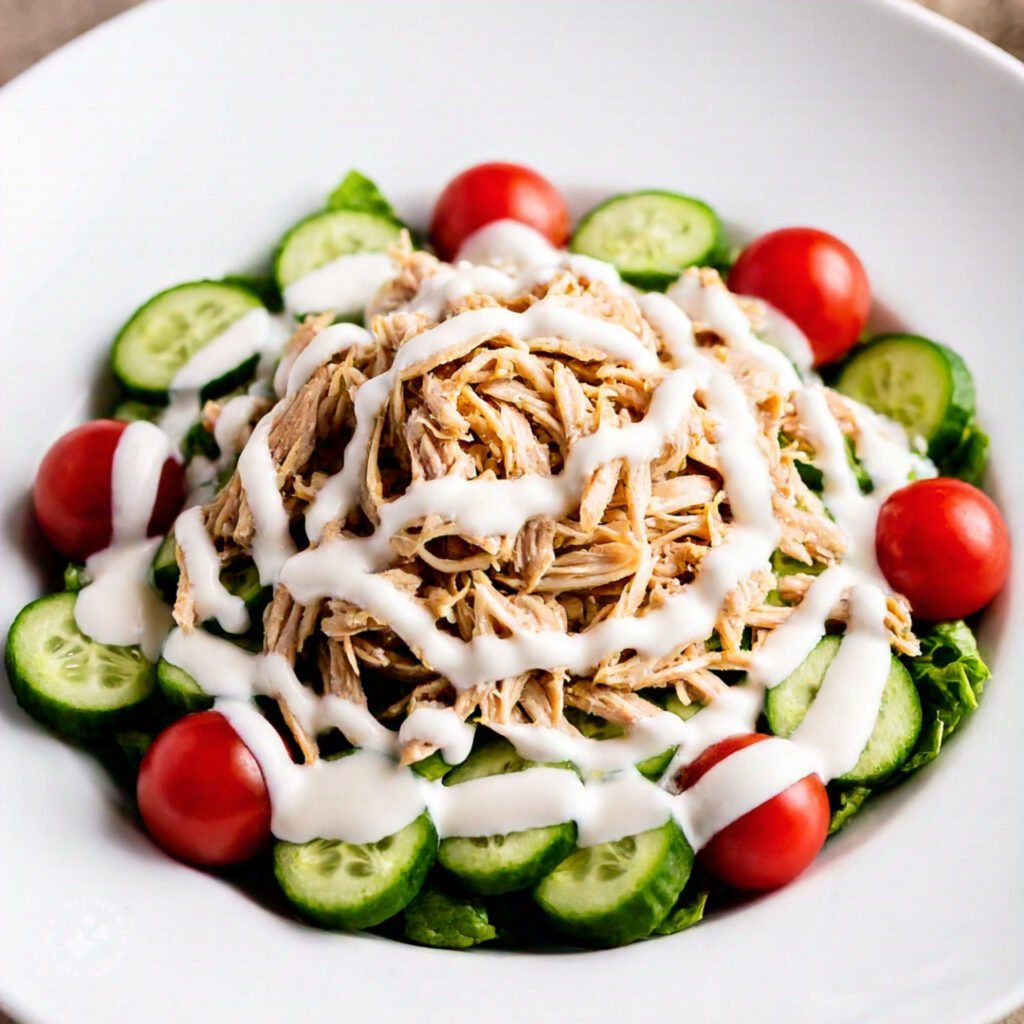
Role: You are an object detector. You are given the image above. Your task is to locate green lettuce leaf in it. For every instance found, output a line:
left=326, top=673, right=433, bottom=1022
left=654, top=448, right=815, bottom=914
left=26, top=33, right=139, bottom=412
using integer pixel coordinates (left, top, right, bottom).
left=828, top=785, right=872, bottom=835
left=655, top=882, right=709, bottom=936
left=404, top=887, right=497, bottom=949
left=898, top=620, right=990, bottom=776
left=63, top=563, right=90, bottom=593
left=220, top=272, right=283, bottom=313
left=938, top=421, right=989, bottom=487
left=327, top=170, right=401, bottom=223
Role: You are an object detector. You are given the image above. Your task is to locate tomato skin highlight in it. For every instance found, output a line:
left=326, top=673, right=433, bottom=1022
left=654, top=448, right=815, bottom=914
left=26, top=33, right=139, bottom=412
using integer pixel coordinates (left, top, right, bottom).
left=677, top=733, right=829, bottom=892
left=137, top=711, right=273, bottom=867
left=876, top=478, right=1010, bottom=620
left=430, top=162, right=571, bottom=260
left=729, top=227, right=870, bottom=366
left=32, top=419, right=184, bottom=561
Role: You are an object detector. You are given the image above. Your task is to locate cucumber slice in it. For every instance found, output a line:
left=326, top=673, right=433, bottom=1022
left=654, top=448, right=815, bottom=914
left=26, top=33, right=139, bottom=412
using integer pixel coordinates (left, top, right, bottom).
left=570, top=190, right=725, bottom=290
left=765, top=636, right=923, bottom=783
left=150, top=531, right=179, bottom=601
left=409, top=750, right=451, bottom=781
left=111, top=281, right=263, bottom=401
left=835, top=334, right=975, bottom=458
left=274, top=813, right=437, bottom=930
left=156, top=659, right=213, bottom=713
left=663, top=692, right=705, bottom=721
left=111, top=398, right=161, bottom=422
left=150, top=537, right=270, bottom=622
left=534, top=820, right=693, bottom=947
left=63, top=563, right=89, bottom=593
left=439, top=824, right=577, bottom=895
left=635, top=747, right=676, bottom=781
left=442, top=734, right=536, bottom=785
left=440, top=737, right=577, bottom=893
left=217, top=561, right=272, bottom=620
left=5, top=593, right=156, bottom=737
left=565, top=708, right=676, bottom=780
left=274, top=210, right=402, bottom=290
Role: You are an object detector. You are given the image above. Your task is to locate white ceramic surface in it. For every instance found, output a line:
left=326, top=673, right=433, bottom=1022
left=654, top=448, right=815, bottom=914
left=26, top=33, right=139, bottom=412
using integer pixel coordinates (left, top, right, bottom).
left=1, top=1, right=1022, bottom=1021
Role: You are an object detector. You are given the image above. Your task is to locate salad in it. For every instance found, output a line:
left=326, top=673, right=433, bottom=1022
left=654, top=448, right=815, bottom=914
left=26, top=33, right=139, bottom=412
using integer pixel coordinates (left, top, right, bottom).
left=6, top=163, right=1009, bottom=950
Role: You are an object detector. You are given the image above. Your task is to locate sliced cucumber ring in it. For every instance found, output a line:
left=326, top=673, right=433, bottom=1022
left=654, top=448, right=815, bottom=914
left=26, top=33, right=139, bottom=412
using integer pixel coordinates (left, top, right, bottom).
left=156, top=658, right=213, bottom=714
left=111, top=398, right=161, bottom=423
left=409, top=749, right=451, bottom=781
left=565, top=708, right=676, bottom=780
left=111, top=281, right=263, bottom=401
left=570, top=190, right=725, bottom=290
left=439, top=824, right=577, bottom=895
left=835, top=333, right=975, bottom=458
left=150, top=537, right=270, bottom=624
left=150, top=531, right=180, bottom=601
left=765, top=635, right=923, bottom=783
left=440, top=736, right=577, bottom=894
left=442, top=734, right=540, bottom=785
left=274, top=812, right=437, bottom=930
left=534, top=820, right=693, bottom=947
left=274, top=209, right=402, bottom=290
left=5, top=593, right=156, bottom=736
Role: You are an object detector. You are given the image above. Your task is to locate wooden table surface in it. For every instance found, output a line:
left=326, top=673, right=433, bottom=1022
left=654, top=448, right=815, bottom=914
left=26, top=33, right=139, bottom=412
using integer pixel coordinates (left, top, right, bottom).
left=0, top=1, right=1021, bottom=1022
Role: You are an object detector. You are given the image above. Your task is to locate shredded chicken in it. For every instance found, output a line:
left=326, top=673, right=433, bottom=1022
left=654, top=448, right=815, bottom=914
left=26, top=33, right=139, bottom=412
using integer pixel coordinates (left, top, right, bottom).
left=173, top=247, right=917, bottom=764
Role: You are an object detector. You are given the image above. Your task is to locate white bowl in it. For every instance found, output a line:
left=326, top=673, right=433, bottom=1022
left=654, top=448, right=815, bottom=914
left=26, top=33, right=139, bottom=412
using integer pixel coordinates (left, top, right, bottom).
left=1, top=1, right=1021, bottom=1021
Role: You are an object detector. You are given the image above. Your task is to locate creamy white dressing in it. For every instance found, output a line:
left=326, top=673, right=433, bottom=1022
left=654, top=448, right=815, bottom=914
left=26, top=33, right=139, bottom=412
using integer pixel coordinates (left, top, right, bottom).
left=213, top=394, right=262, bottom=458
left=173, top=506, right=249, bottom=634
left=669, top=270, right=802, bottom=391
left=236, top=413, right=296, bottom=584
left=75, top=539, right=171, bottom=660
left=303, top=298, right=660, bottom=541
left=283, top=323, right=371, bottom=397
left=159, top=308, right=272, bottom=444
left=282, top=252, right=394, bottom=317
left=73, top=421, right=176, bottom=658
left=749, top=298, right=815, bottom=374
left=72, top=221, right=920, bottom=854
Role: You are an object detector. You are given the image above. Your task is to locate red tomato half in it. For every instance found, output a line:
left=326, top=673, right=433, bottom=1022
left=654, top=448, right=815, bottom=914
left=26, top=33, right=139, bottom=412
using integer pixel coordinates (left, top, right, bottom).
left=876, top=477, right=1010, bottom=620
left=137, top=711, right=273, bottom=867
left=677, top=733, right=829, bottom=891
left=729, top=227, right=870, bottom=366
left=429, top=162, right=571, bottom=260
left=32, top=419, right=183, bottom=561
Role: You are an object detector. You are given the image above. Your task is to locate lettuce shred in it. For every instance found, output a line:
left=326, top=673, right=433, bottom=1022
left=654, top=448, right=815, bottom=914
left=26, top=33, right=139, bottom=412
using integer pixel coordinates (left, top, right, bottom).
left=898, top=620, right=991, bottom=776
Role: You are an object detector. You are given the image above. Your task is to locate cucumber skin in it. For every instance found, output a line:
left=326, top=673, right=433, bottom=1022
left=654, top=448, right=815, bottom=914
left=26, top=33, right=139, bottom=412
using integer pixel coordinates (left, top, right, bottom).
left=765, top=637, right=923, bottom=783
left=156, top=659, right=213, bottom=714
left=836, top=334, right=975, bottom=459
left=150, top=532, right=180, bottom=601
left=635, top=747, right=676, bottom=781
left=273, top=209, right=402, bottom=290
left=438, top=822, right=578, bottom=895
left=410, top=750, right=451, bottom=781
left=111, top=280, right=262, bottom=402
left=570, top=190, right=727, bottom=291
left=5, top=593, right=157, bottom=738
left=534, top=821, right=693, bottom=948
left=273, top=814, right=437, bottom=931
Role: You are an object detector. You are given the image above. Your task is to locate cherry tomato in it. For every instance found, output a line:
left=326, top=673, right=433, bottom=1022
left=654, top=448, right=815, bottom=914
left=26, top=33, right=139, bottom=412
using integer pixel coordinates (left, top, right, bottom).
left=137, top=711, right=273, bottom=866
left=876, top=477, right=1010, bottom=620
left=729, top=227, right=870, bottom=366
left=430, top=162, right=571, bottom=260
left=677, top=733, right=829, bottom=891
left=32, top=419, right=183, bottom=561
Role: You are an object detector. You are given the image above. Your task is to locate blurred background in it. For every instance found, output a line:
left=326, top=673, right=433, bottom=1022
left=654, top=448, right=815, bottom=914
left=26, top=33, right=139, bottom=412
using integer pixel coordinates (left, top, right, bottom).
left=0, top=0, right=1022, bottom=83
